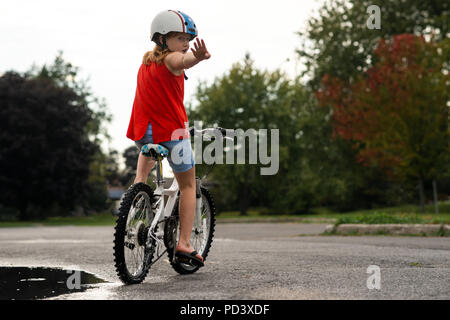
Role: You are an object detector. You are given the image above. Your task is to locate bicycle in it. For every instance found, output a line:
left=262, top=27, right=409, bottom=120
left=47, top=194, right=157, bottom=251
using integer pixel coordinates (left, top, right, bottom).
left=113, top=126, right=232, bottom=284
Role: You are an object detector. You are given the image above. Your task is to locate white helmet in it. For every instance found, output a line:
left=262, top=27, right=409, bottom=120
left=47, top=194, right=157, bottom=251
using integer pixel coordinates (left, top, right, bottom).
left=151, top=10, right=198, bottom=48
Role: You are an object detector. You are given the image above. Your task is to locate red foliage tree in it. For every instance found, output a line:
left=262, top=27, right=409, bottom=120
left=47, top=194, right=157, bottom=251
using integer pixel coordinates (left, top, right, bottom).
left=316, top=34, right=449, bottom=206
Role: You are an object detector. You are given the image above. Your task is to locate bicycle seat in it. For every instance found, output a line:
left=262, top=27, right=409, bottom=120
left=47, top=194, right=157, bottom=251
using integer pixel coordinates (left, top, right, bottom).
left=141, top=143, right=169, bottom=158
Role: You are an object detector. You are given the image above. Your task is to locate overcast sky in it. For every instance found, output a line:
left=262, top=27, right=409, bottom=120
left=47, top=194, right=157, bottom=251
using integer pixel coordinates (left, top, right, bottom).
left=1, top=0, right=324, bottom=155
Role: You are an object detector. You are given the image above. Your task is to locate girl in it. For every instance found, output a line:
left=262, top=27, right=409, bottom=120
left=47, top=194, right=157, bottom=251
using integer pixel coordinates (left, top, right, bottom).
left=126, top=10, right=211, bottom=267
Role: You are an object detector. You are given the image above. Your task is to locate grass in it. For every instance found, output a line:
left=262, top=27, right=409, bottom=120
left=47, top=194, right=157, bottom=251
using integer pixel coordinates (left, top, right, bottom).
left=216, top=209, right=335, bottom=223
left=321, top=230, right=449, bottom=237
left=409, top=262, right=423, bottom=267
left=0, top=201, right=449, bottom=228
left=335, top=211, right=438, bottom=225
left=0, top=212, right=116, bottom=228
left=217, top=201, right=450, bottom=225
left=332, top=203, right=450, bottom=225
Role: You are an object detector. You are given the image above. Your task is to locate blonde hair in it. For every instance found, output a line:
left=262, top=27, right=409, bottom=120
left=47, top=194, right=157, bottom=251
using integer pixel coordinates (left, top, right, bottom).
left=142, top=32, right=182, bottom=65
left=142, top=44, right=170, bottom=65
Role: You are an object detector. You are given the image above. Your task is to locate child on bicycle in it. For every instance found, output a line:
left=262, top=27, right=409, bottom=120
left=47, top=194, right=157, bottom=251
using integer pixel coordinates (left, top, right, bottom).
left=126, top=10, right=211, bottom=267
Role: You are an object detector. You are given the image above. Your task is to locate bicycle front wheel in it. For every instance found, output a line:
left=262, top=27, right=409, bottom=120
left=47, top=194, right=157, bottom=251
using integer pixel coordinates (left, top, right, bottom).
left=113, top=183, right=156, bottom=284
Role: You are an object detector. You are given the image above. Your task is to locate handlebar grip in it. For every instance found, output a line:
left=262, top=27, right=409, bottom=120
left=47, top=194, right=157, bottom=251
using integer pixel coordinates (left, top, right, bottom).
left=188, top=126, right=233, bottom=138
left=216, top=127, right=227, bottom=136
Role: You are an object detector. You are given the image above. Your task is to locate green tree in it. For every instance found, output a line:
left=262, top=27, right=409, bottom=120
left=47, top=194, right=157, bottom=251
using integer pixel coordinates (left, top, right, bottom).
left=189, top=55, right=315, bottom=215
left=295, top=0, right=449, bottom=210
left=0, top=52, right=112, bottom=220
left=316, top=35, right=449, bottom=211
left=297, top=0, right=449, bottom=89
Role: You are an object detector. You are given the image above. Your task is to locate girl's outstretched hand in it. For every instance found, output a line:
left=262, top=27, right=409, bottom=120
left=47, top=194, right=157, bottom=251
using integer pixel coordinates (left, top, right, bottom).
left=191, top=38, right=211, bottom=61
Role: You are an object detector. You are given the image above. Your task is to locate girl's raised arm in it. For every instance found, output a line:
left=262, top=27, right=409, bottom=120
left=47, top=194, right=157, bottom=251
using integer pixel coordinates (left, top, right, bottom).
left=165, top=38, right=211, bottom=74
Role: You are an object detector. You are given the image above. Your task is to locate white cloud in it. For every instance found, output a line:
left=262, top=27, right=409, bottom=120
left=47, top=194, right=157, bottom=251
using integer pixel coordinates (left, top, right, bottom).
left=1, top=0, right=323, bottom=155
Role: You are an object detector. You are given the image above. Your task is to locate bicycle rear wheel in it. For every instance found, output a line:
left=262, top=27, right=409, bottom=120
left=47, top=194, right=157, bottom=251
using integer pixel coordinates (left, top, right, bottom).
left=113, top=183, right=156, bottom=284
left=167, top=186, right=216, bottom=275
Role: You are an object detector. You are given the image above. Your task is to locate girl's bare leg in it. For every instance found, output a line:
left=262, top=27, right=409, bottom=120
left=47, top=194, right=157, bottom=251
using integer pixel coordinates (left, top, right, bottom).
left=173, top=166, right=203, bottom=262
left=134, top=153, right=155, bottom=184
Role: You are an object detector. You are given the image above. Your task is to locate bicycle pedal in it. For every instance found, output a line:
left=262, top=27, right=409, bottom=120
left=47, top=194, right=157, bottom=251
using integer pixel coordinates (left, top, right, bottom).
left=175, top=255, right=187, bottom=262
left=175, top=256, right=197, bottom=266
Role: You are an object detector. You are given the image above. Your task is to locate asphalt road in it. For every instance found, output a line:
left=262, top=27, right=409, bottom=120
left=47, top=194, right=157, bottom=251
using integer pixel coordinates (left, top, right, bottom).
left=0, top=223, right=449, bottom=300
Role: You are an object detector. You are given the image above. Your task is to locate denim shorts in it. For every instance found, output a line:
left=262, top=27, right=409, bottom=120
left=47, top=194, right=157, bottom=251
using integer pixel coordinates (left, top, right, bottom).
left=135, top=122, right=195, bottom=173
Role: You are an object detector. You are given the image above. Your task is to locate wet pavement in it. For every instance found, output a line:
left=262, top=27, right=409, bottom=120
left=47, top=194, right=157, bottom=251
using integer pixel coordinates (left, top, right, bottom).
left=0, top=266, right=107, bottom=300
left=0, top=224, right=449, bottom=300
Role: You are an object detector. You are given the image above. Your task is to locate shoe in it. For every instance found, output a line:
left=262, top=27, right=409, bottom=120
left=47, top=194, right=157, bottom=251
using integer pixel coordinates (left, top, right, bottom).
left=175, top=250, right=204, bottom=267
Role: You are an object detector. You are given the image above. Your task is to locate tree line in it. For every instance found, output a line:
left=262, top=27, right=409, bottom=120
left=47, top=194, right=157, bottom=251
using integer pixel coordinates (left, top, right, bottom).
left=188, top=0, right=449, bottom=214
left=0, top=53, right=117, bottom=220
left=1, top=0, right=448, bottom=220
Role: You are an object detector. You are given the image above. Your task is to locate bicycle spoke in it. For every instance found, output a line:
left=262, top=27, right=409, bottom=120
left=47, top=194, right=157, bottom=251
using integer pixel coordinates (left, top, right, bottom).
left=122, top=192, right=155, bottom=277
left=189, top=193, right=210, bottom=256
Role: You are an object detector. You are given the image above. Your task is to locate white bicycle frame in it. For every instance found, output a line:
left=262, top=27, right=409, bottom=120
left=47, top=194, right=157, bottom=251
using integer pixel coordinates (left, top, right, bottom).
left=144, top=127, right=231, bottom=252
left=146, top=155, right=202, bottom=249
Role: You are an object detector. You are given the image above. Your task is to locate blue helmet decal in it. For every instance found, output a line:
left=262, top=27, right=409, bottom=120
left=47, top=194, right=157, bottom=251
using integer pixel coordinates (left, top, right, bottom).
left=178, top=11, right=197, bottom=38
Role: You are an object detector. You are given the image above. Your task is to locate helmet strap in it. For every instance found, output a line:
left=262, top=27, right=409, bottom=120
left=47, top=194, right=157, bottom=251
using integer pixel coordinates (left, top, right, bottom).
left=154, top=34, right=168, bottom=51
left=161, top=35, right=168, bottom=50
left=159, top=35, right=168, bottom=51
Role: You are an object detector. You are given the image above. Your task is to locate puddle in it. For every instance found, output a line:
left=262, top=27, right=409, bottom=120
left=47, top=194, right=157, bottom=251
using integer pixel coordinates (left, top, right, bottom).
left=0, top=267, right=108, bottom=300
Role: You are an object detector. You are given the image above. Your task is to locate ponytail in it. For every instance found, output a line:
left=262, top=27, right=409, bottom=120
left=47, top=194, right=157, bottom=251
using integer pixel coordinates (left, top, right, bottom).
left=142, top=44, right=171, bottom=65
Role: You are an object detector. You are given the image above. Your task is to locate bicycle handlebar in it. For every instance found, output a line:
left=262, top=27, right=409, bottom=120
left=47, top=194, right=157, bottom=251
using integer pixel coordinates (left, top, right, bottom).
left=189, top=126, right=234, bottom=140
